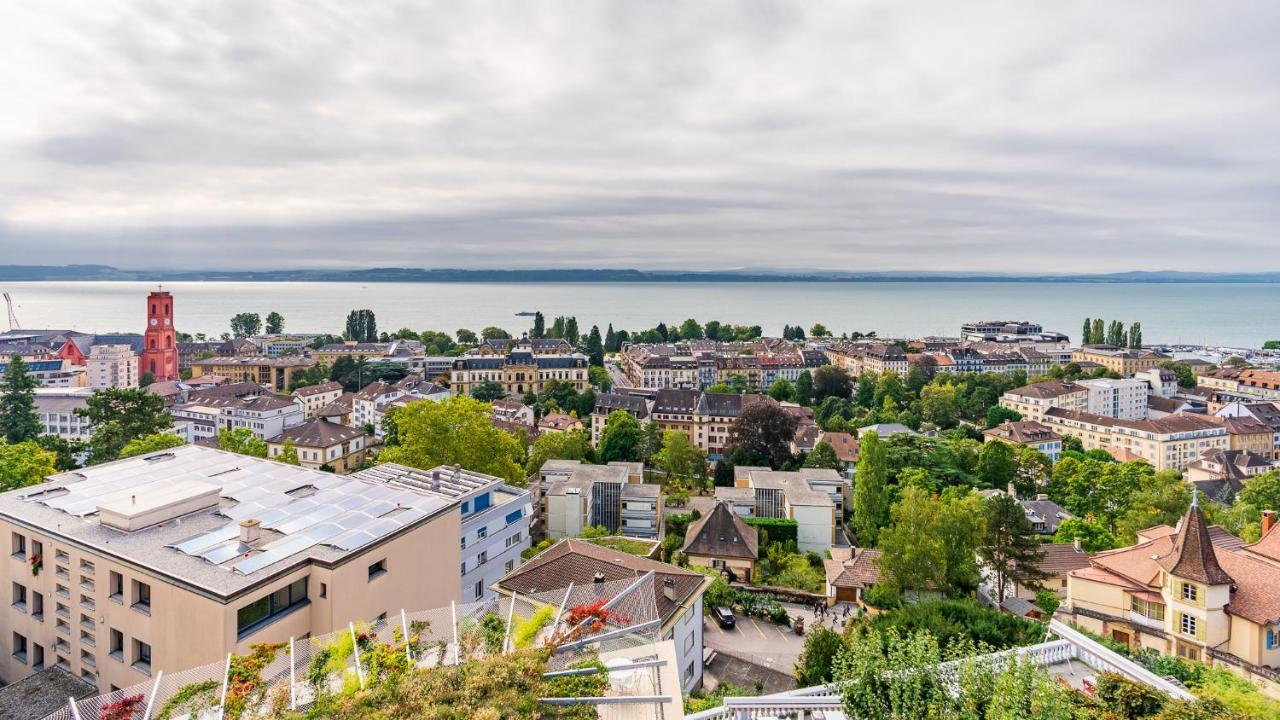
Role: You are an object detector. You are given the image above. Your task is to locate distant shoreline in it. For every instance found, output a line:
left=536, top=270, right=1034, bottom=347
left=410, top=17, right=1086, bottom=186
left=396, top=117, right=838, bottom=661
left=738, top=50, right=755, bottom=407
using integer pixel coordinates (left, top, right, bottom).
left=3, top=265, right=1280, bottom=284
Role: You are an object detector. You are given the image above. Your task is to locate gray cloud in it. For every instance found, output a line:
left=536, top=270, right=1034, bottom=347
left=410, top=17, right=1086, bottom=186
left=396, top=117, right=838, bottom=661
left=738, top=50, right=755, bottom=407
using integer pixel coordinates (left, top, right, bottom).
left=0, top=1, right=1278, bottom=272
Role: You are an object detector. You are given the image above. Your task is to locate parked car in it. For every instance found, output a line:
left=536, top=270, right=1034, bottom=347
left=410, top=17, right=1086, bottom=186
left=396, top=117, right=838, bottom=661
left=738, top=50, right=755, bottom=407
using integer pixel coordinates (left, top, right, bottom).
left=711, top=605, right=736, bottom=629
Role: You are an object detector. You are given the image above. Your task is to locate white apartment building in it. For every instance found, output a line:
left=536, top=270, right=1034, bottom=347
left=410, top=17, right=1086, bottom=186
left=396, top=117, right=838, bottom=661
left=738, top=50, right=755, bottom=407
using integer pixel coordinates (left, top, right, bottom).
left=33, top=389, right=95, bottom=442
left=351, top=376, right=448, bottom=435
left=87, top=345, right=139, bottom=389
left=1077, top=378, right=1150, bottom=420
left=170, top=395, right=304, bottom=442
left=350, top=464, right=533, bottom=602
left=291, top=381, right=344, bottom=420
left=721, top=467, right=843, bottom=553
left=536, top=461, right=662, bottom=541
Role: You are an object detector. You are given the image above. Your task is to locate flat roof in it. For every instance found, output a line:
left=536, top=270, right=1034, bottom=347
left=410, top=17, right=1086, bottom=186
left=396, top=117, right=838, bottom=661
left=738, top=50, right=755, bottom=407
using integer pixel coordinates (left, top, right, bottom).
left=0, top=445, right=454, bottom=600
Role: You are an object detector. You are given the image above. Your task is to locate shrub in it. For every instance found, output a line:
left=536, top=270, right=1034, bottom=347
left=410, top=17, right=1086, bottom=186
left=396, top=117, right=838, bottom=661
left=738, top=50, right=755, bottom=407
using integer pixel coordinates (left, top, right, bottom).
left=157, top=680, right=220, bottom=720
left=865, top=598, right=1040, bottom=650
left=743, top=517, right=798, bottom=544
left=512, top=606, right=555, bottom=649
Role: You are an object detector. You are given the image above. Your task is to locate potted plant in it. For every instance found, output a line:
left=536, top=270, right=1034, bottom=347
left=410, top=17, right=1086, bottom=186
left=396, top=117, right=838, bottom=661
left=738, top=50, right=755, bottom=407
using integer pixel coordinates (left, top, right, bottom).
left=29, top=553, right=42, bottom=577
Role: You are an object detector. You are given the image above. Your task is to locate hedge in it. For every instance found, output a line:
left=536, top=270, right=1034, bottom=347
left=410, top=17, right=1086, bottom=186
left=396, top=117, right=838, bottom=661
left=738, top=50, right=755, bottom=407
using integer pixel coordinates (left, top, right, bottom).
left=744, top=517, right=798, bottom=545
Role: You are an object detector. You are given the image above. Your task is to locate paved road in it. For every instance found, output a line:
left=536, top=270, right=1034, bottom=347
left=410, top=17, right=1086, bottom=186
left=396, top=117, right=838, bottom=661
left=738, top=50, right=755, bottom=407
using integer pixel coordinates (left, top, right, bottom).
left=604, top=360, right=633, bottom=390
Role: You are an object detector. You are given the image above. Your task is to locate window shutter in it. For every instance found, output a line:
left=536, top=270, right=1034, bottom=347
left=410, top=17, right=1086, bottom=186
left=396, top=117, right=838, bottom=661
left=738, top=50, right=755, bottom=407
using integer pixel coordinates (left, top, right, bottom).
left=1196, top=617, right=1205, bottom=641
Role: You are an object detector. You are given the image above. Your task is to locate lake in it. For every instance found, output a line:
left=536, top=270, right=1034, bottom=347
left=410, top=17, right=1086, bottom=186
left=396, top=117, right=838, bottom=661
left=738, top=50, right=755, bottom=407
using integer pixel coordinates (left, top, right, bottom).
left=2, top=281, right=1274, bottom=348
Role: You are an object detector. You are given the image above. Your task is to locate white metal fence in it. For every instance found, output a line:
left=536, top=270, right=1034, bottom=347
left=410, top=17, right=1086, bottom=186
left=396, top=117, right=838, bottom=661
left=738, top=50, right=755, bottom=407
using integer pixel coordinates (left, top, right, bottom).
left=48, top=575, right=664, bottom=720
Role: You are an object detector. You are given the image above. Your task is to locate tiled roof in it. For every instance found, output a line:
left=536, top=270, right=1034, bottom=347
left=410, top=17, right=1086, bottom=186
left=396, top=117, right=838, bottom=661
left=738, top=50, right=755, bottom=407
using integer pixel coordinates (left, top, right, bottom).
left=293, top=381, right=343, bottom=398
left=985, top=420, right=1061, bottom=444
left=270, top=419, right=365, bottom=448
left=498, top=539, right=706, bottom=623
left=683, top=502, right=758, bottom=560
left=1035, top=543, right=1092, bottom=575
left=819, top=431, right=859, bottom=462
left=825, top=548, right=882, bottom=589
left=1007, top=380, right=1084, bottom=399
left=1157, top=501, right=1234, bottom=586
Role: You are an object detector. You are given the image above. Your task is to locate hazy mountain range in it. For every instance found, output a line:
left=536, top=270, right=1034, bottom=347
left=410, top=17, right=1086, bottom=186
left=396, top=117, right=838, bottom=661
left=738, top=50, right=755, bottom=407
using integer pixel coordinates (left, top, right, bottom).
left=2, top=265, right=1280, bottom=284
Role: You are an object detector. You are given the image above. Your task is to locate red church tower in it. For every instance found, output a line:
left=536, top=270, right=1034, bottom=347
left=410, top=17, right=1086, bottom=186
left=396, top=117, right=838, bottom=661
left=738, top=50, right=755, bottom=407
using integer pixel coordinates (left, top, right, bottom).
left=140, top=290, right=178, bottom=381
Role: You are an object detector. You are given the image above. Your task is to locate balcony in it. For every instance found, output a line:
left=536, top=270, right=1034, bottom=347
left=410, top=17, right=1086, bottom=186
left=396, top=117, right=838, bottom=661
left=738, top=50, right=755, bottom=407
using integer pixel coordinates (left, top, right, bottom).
left=1129, top=610, right=1165, bottom=630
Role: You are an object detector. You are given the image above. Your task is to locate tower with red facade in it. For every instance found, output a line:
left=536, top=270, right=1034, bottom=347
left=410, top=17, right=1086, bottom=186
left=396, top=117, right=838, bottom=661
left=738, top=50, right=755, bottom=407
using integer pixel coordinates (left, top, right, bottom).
left=140, top=290, right=178, bottom=381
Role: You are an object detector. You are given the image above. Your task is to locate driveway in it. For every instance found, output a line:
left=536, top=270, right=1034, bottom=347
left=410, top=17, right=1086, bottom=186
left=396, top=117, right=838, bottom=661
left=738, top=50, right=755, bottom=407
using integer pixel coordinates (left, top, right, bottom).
left=703, top=611, right=806, bottom=677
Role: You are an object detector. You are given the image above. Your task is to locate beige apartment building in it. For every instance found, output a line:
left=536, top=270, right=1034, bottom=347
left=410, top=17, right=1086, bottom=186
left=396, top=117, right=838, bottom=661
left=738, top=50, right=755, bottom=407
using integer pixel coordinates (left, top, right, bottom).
left=1063, top=504, right=1280, bottom=692
left=0, top=445, right=460, bottom=692
left=1070, top=345, right=1170, bottom=376
left=449, top=353, right=589, bottom=397
left=1000, top=380, right=1088, bottom=421
left=1040, top=408, right=1228, bottom=471
left=291, top=381, right=344, bottom=420
left=191, top=356, right=316, bottom=392
left=87, top=345, right=139, bottom=389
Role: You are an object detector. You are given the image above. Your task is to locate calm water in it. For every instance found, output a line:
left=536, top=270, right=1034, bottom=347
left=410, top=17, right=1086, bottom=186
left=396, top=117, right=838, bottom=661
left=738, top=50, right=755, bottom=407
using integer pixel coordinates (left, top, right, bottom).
left=2, top=281, right=1275, bottom=348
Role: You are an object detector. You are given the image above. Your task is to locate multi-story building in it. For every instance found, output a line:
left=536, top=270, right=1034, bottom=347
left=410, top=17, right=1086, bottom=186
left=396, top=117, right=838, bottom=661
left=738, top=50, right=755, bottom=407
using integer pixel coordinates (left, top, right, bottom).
left=190, top=356, right=315, bottom=392
left=87, top=345, right=138, bottom=389
left=536, top=461, right=660, bottom=540
left=1236, top=370, right=1280, bottom=401
left=291, top=381, right=344, bottom=420
left=1040, top=408, right=1229, bottom=471
left=350, top=376, right=448, bottom=435
left=725, top=467, right=841, bottom=553
left=682, top=502, right=759, bottom=582
left=171, top=394, right=304, bottom=443
left=370, top=355, right=456, bottom=381
left=33, top=388, right=95, bottom=442
left=1071, top=345, right=1170, bottom=376
left=449, top=352, right=589, bottom=397
left=310, top=342, right=393, bottom=366
left=253, top=336, right=312, bottom=358
left=475, top=337, right=574, bottom=356
left=960, top=320, right=1070, bottom=346
left=823, top=342, right=909, bottom=377
left=0, top=445, right=461, bottom=692
left=1215, top=400, right=1280, bottom=460
left=647, top=389, right=776, bottom=460
left=495, top=539, right=712, bottom=692
left=1063, top=502, right=1280, bottom=692
left=1136, top=367, right=1179, bottom=398
left=1185, top=449, right=1273, bottom=502
left=1076, top=378, right=1151, bottom=420
left=0, top=358, right=86, bottom=388
left=266, top=419, right=368, bottom=473
left=1000, top=380, right=1089, bottom=421
left=983, top=420, right=1064, bottom=462
left=351, top=463, right=532, bottom=602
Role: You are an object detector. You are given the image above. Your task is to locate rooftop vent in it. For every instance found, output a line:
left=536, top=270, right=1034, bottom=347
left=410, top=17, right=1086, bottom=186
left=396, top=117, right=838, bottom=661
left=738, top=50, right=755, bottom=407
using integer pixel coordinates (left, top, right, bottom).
left=662, top=577, right=677, bottom=602
left=240, top=519, right=262, bottom=545
left=593, top=571, right=606, bottom=584
left=98, top=480, right=221, bottom=532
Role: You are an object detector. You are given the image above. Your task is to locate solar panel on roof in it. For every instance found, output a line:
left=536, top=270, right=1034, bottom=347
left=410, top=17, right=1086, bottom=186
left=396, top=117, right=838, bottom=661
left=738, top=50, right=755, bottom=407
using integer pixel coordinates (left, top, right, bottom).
left=328, top=529, right=378, bottom=551
left=201, top=541, right=252, bottom=565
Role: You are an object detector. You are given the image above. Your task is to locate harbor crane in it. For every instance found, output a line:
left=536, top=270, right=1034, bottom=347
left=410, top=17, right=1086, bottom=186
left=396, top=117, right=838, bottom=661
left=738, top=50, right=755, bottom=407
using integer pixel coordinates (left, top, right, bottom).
left=3, top=292, right=18, bottom=330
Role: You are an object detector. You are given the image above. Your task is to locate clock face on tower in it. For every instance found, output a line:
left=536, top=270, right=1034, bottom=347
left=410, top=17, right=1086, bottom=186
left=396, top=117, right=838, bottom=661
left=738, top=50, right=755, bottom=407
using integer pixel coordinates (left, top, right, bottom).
left=150, top=318, right=157, bottom=326
left=164, top=318, right=170, bottom=326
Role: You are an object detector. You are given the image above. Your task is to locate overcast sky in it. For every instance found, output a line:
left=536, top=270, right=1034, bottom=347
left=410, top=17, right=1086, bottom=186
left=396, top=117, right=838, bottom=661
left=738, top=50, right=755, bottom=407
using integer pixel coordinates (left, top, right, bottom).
left=1, top=2, right=1278, bottom=272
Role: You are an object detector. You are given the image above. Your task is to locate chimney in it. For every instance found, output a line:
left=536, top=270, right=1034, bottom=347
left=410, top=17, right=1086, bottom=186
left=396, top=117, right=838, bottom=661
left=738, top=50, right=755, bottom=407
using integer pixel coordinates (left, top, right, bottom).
left=1263, top=510, right=1277, bottom=536
left=239, top=519, right=261, bottom=545
left=1006, top=482, right=1016, bottom=499
left=431, top=470, right=441, bottom=492
left=662, top=577, right=677, bottom=603
left=1073, top=536, right=1082, bottom=552
left=592, top=571, right=606, bottom=584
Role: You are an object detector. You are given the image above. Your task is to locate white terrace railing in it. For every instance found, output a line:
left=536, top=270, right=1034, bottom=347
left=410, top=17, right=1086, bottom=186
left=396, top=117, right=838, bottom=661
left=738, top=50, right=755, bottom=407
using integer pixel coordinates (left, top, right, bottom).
left=683, top=619, right=1195, bottom=720
left=50, top=574, right=668, bottom=720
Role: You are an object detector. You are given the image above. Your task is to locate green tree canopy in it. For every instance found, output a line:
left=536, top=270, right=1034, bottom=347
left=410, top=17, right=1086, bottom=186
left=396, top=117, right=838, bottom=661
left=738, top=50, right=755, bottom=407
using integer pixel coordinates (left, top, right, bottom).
left=277, top=439, right=301, bottom=466
left=803, top=441, right=840, bottom=469
left=976, top=440, right=1016, bottom=490
left=526, top=428, right=594, bottom=475
left=480, top=326, right=511, bottom=340
left=812, top=365, right=853, bottom=402
left=0, top=440, right=57, bottom=491
left=1052, top=517, right=1118, bottom=552
left=767, top=378, right=795, bottom=402
left=229, top=312, right=262, bottom=337
left=119, top=433, right=186, bottom=459
left=0, top=355, right=41, bottom=443
left=978, top=492, right=1047, bottom=602
left=265, top=311, right=285, bottom=334
left=877, top=486, right=946, bottom=599
left=795, top=370, right=813, bottom=406
left=76, top=387, right=172, bottom=464
left=344, top=309, right=378, bottom=342
left=219, top=427, right=268, bottom=458
left=379, top=395, right=525, bottom=484
left=654, top=430, right=708, bottom=486
left=1239, top=470, right=1280, bottom=515
left=725, top=401, right=797, bottom=469
left=852, top=431, right=889, bottom=545
left=598, top=410, right=644, bottom=463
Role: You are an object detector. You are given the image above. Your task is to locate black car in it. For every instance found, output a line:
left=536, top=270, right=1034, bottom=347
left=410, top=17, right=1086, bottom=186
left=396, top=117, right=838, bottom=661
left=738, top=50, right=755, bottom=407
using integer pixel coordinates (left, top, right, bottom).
left=711, top=605, right=736, bottom=629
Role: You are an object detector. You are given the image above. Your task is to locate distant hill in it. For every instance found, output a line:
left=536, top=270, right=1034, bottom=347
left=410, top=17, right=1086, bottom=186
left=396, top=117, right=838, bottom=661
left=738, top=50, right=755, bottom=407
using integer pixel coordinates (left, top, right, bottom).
left=2, top=265, right=1279, bottom=283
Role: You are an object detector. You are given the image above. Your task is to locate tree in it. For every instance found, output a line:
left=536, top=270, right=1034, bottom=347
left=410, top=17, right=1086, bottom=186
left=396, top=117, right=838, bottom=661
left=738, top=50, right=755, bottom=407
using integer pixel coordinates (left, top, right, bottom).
left=119, top=433, right=186, bottom=459
left=1052, top=518, right=1117, bottom=551
left=985, top=405, right=1022, bottom=428
left=1011, top=444, right=1052, bottom=496
left=976, top=441, right=1016, bottom=490
left=1225, top=355, right=1248, bottom=368
left=229, top=312, right=262, bottom=338
left=1239, top=470, right=1280, bottom=515
left=936, top=487, right=985, bottom=593
left=853, top=432, right=889, bottom=546
left=1128, top=322, right=1142, bottom=349
left=470, top=381, right=507, bottom=402
left=804, top=441, right=839, bottom=469
left=138, top=371, right=156, bottom=387
left=480, top=326, right=510, bottom=340
left=726, top=402, right=797, bottom=469
left=77, top=388, right=172, bottom=464
left=678, top=318, right=703, bottom=340
left=767, top=378, right=794, bottom=402
left=809, top=323, right=830, bottom=337
left=219, top=428, right=267, bottom=458
left=456, top=328, right=478, bottom=345
left=531, top=312, right=545, bottom=338
left=877, top=486, right=945, bottom=599
left=795, top=626, right=847, bottom=686
left=1160, top=361, right=1196, bottom=389
left=0, top=355, right=41, bottom=443
left=380, top=395, right=525, bottom=483
left=795, top=370, right=813, bottom=406
left=0, top=441, right=56, bottom=490
left=265, top=311, right=285, bottom=334
left=604, top=324, right=619, bottom=352
left=526, top=429, right=593, bottom=475
left=1091, top=318, right=1104, bottom=346
left=1081, top=317, right=1093, bottom=345
left=918, top=383, right=958, bottom=428
left=639, top=421, right=664, bottom=464
left=277, top=439, right=301, bottom=466
left=598, top=410, right=644, bottom=463
left=978, top=493, right=1047, bottom=602
left=344, top=309, right=377, bottom=342
left=36, top=435, right=82, bottom=471
left=585, top=325, right=604, bottom=366
left=812, top=366, right=853, bottom=402
left=654, top=430, right=708, bottom=486
left=588, top=365, right=612, bottom=393
left=713, top=459, right=735, bottom=487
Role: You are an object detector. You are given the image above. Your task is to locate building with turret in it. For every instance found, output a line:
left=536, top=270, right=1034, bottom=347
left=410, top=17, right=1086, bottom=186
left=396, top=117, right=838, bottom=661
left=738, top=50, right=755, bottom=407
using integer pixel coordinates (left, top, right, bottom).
left=139, top=291, right=178, bottom=381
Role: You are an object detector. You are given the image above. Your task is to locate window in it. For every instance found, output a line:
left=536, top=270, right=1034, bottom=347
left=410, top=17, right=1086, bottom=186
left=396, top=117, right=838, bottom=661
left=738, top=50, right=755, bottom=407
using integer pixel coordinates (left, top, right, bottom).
left=505, top=559, right=515, bottom=573
left=11, top=533, right=25, bottom=559
left=31, top=591, right=43, bottom=620
left=109, top=572, right=124, bottom=602
left=1129, top=597, right=1165, bottom=621
left=12, top=582, right=26, bottom=611
left=474, top=493, right=491, bottom=512
left=505, top=532, right=523, bottom=548
left=461, top=501, right=470, bottom=515
left=13, top=633, right=27, bottom=662
left=319, top=583, right=327, bottom=599
left=477, top=551, right=487, bottom=566
left=368, top=559, right=387, bottom=581
left=32, top=644, right=44, bottom=670
left=31, top=540, right=42, bottom=563
left=505, top=510, right=523, bottom=525
left=1269, top=629, right=1279, bottom=650
left=131, top=580, right=151, bottom=613
left=1181, top=582, right=1198, bottom=603
left=109, top=629, right=124, bottom=660
left=132, top=639, right=151, bottom=675
left=473, top=581, right=483, bottom=600
left=236, top=578, right=308, bottom=637
left=476, top=526, right=488, bottom=540
left=1180, top=613, right=1198, bottom=637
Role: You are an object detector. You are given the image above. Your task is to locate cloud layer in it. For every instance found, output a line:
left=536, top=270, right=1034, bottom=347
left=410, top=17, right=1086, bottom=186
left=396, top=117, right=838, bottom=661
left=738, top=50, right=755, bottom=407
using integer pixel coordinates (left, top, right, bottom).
left=1, top=1, right=1278, bottom=271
